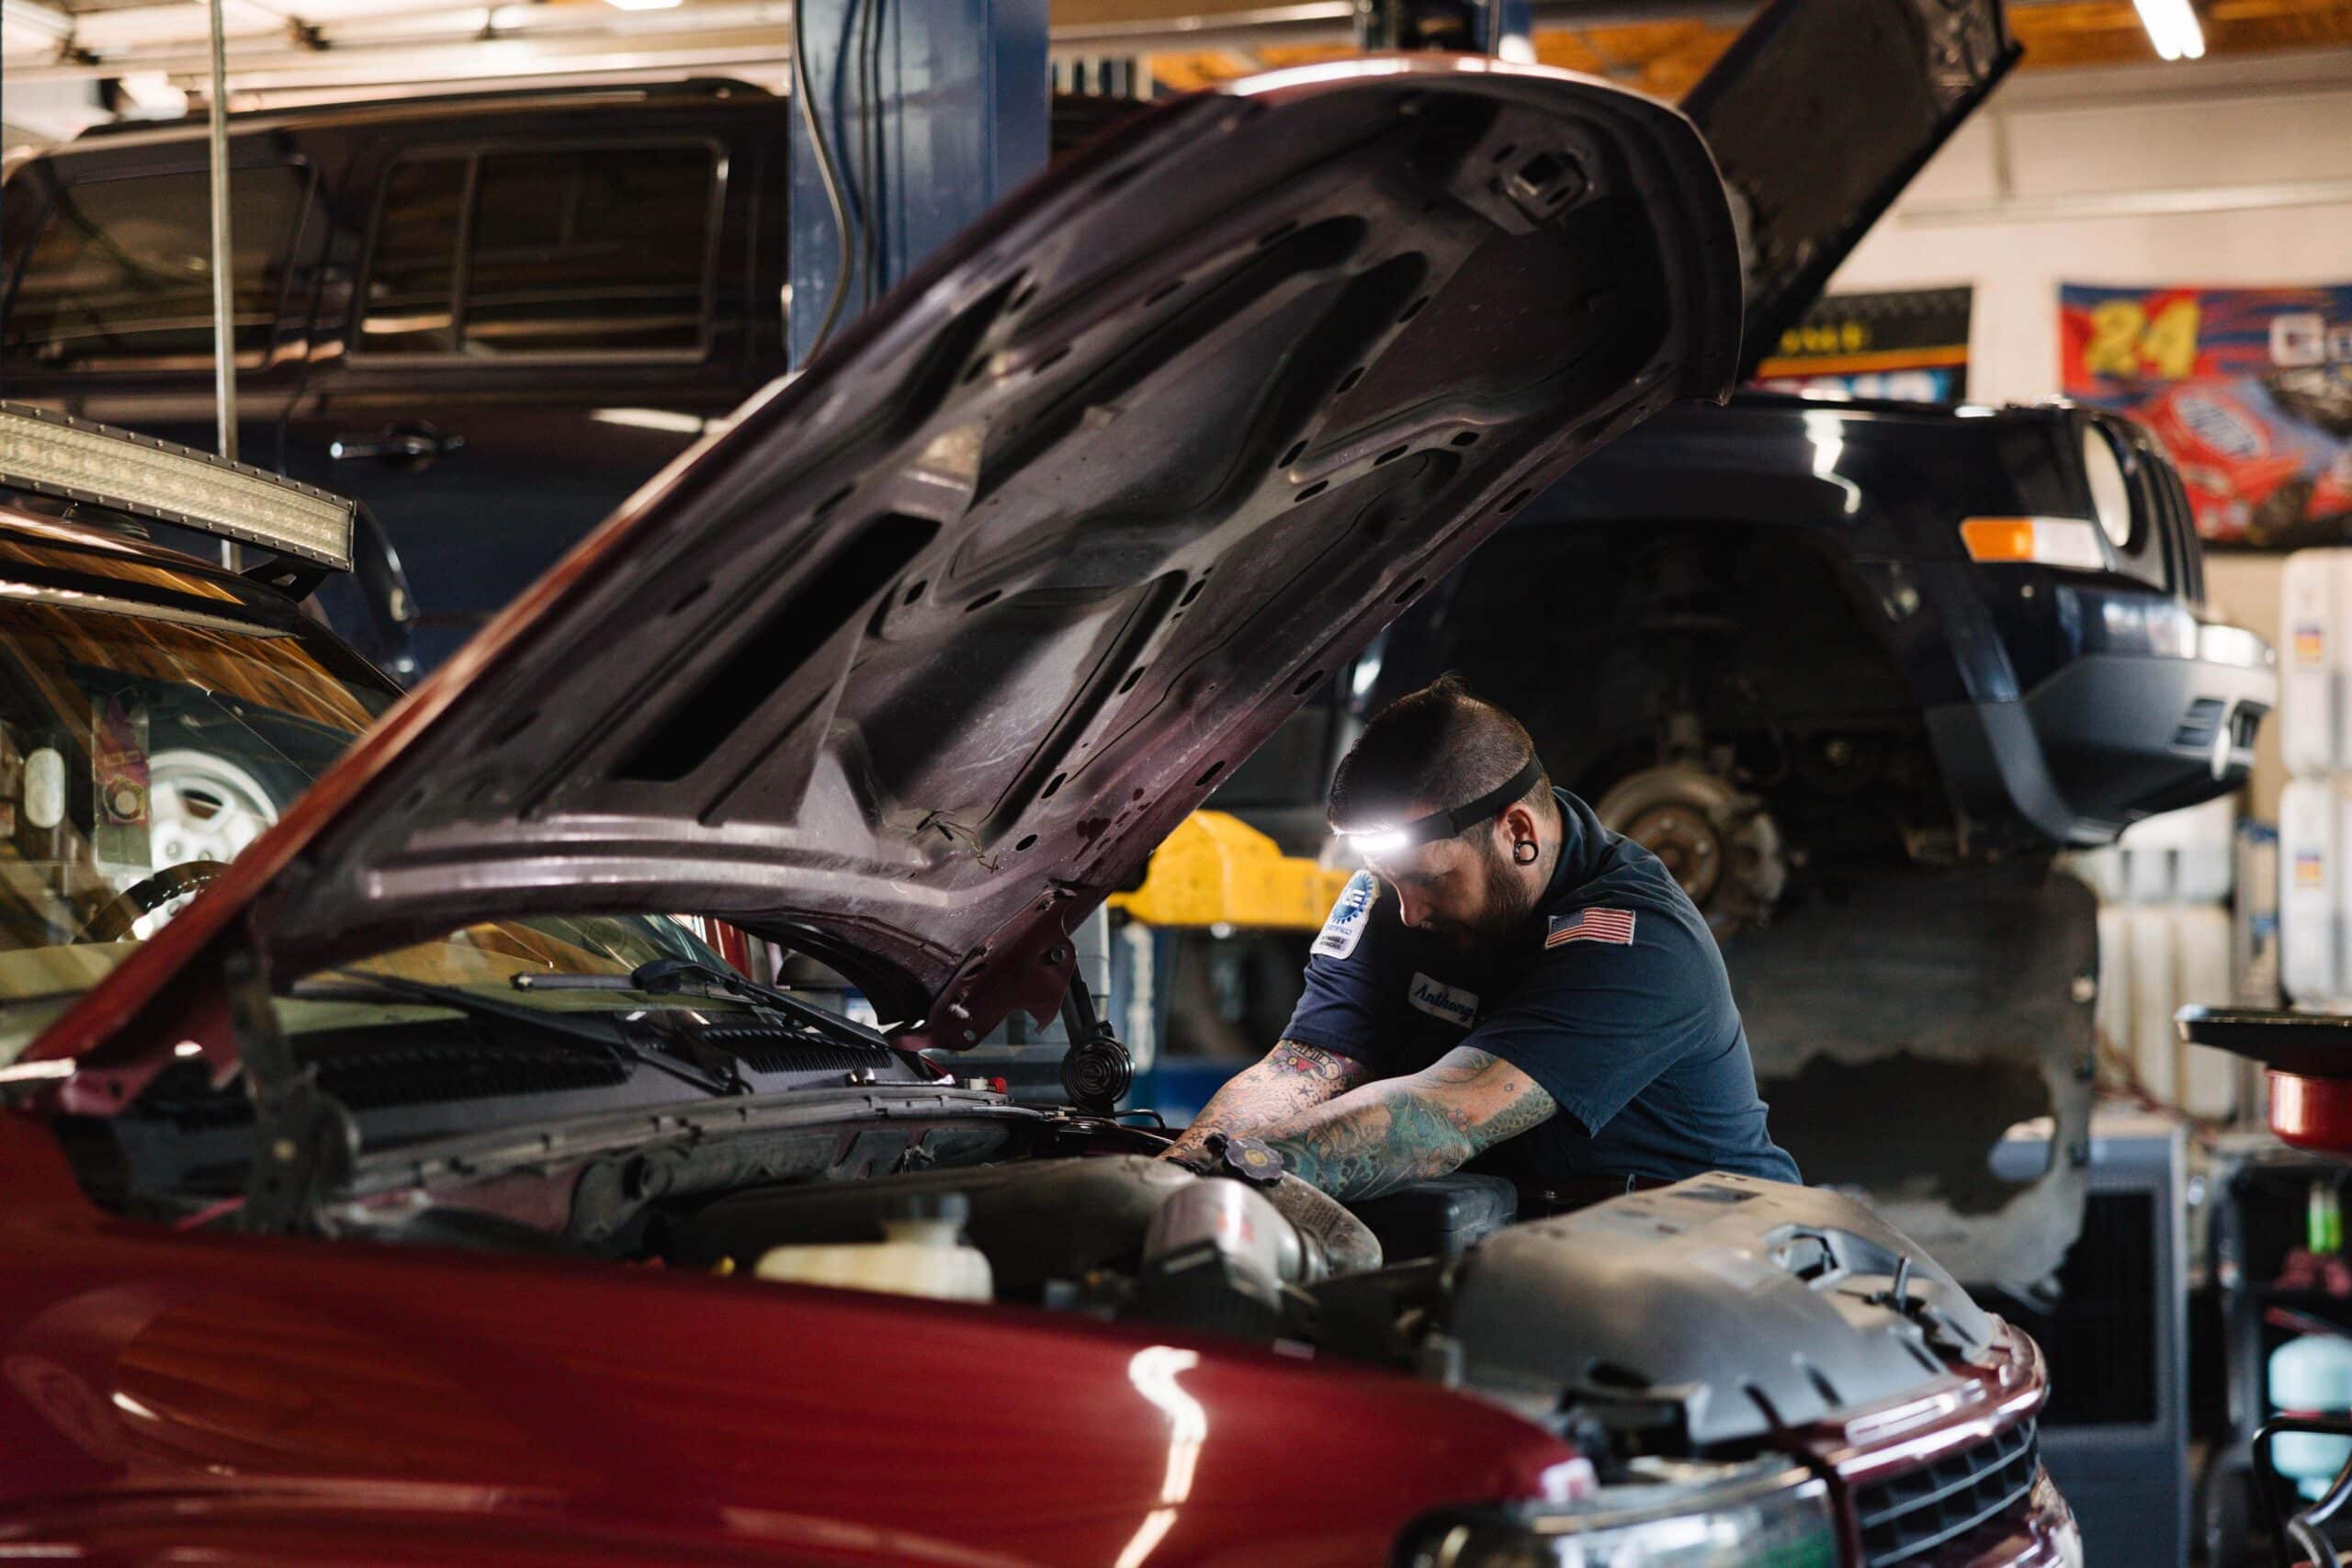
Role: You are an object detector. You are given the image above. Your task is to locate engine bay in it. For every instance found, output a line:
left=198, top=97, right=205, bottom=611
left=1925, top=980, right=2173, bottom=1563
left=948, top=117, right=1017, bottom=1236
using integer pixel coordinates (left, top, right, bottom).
left=319, top=1113, right=2007, bottom=1473
left=65, top=954, right=2014, bottom=1485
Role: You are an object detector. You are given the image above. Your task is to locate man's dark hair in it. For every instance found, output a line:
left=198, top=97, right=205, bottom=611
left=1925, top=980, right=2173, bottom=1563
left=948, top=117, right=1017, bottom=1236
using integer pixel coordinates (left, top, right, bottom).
left=1327, top=674, right=1552, bottom=835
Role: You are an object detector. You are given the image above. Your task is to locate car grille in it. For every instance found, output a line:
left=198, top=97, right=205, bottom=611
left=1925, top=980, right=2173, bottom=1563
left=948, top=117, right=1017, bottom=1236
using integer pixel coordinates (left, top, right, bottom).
left=1852, top=1419, right=2039, bottom=1568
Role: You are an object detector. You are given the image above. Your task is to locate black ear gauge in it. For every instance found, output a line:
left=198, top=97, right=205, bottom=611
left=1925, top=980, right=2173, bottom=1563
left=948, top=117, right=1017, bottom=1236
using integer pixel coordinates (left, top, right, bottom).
left=1513, top=840, right=1538, bottom=865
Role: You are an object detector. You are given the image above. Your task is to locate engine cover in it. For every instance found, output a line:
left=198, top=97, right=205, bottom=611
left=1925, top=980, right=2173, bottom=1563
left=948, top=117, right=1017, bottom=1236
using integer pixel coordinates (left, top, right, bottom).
left=1442, top=1174, right=1996, bottom=1449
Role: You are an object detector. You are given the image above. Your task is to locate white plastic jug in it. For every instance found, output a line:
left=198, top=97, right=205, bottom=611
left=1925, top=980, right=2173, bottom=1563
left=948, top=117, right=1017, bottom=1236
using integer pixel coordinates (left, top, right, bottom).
left=2281, top=777, right=2343, bottom=1003
left=2280, top=549, right=2352, bottom=776
left=2271, top=1334, right=2352, bottom=1501
left=751, top=1193, right=993, bottom=1303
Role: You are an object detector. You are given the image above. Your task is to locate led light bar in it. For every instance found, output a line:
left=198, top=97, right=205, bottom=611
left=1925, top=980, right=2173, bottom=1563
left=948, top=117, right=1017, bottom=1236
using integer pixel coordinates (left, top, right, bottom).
left=0, top=403, right=355, bottom=572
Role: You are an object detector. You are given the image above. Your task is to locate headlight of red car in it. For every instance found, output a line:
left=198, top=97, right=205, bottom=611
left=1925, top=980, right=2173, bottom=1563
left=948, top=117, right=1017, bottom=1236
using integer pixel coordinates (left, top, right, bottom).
left=1394, top=1458, right=1837, bottom=1568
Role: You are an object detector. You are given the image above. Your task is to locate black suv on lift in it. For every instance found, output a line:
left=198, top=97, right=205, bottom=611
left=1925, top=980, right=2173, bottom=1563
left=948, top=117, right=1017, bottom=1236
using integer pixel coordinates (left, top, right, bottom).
left=2, top=0, right=2019, bottom=678
left=1, top=80, right=790, bottom=672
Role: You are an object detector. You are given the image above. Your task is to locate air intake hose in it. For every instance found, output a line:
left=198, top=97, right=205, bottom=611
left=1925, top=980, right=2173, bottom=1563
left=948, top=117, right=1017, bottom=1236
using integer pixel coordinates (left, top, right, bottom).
left=1262, top=1171, right=1383, bottom=1278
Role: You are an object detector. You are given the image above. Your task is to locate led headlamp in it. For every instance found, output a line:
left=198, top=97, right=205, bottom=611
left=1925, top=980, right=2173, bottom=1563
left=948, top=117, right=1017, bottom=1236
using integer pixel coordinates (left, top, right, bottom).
left=1333, top=755, right=1542, bottom=857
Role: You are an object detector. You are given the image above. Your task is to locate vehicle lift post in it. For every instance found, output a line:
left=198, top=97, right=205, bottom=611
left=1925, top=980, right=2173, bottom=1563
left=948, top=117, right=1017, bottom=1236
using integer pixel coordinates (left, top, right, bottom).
left=786, top=0, right=1048, bottom=368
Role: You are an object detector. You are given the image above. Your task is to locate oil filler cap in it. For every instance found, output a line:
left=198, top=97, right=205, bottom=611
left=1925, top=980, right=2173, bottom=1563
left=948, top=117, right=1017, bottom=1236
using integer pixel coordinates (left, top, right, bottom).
left=1206, top=1133, right=1284, bottom=1187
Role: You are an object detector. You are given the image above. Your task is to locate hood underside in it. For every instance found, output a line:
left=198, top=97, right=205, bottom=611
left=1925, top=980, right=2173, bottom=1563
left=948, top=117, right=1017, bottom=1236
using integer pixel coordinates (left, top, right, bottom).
left=40, top=58, right=1739, bottom=1082
left=1683, top=0, right=2017, bottom=381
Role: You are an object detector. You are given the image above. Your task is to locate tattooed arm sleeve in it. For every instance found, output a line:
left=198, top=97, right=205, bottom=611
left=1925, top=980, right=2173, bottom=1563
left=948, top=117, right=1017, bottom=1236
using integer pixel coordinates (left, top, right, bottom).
left=1162, top=1039, right=1374, bottom=1161
left=1257, top=1046, right=1557, bottom=1201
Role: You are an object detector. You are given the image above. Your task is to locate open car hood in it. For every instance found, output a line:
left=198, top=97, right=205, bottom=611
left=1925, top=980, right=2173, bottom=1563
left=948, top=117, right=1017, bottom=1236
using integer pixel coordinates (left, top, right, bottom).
left=34, top=57, right=1737, bottom=1091
left=1683, top=0, right=2018, bottom=380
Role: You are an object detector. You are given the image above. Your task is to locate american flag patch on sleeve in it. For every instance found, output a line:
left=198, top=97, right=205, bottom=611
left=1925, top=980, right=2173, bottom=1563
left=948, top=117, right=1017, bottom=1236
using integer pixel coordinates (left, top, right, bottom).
left=1545, top=908, right=1636, bottom=949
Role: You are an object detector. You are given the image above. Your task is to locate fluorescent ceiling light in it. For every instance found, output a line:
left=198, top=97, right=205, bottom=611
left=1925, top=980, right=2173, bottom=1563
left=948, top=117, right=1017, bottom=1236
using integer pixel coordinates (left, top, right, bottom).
left=2132, top=0, right=2205, bottom=61
left=602, top=0, right=684, bottom=10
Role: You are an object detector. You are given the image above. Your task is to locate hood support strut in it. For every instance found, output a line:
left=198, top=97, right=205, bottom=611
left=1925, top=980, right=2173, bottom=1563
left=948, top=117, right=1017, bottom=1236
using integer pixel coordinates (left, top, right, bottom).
left=228, top=941, right=357, bottom=1235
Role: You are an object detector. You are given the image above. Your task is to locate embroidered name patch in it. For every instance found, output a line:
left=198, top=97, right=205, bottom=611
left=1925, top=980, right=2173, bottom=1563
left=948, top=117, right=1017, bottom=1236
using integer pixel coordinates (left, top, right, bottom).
left=1546, top=908, right=1636, bottom=948
left=1312, top=870, right=1377, bottom=961
left=1407, top=973, right=1479, bottom=1027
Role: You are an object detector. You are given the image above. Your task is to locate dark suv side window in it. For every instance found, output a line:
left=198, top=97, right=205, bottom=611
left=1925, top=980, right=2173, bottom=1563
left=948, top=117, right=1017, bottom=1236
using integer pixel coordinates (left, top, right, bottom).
left=361, top=159, right=466, bottom=355
left=1, top=164, right=309, bottom=371
left=361, top=144, right=717, bottom=358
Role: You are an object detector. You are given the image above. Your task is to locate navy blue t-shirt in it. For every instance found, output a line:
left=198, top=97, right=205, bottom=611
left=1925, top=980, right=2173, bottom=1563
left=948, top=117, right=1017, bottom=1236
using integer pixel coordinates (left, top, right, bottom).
left=1282, top=788, right=1799, bottom=1187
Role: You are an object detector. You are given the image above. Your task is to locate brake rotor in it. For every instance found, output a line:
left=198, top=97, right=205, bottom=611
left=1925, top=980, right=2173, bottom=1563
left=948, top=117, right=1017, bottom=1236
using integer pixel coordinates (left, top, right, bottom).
left=1594, top=764, right=1787, bottom=934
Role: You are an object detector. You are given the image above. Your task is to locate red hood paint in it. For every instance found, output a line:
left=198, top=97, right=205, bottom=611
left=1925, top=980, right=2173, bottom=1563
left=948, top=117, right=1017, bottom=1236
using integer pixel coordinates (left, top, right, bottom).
left=0, top=1115, right=1584, bottom=1564
left=25, top=55, right=1738, bottom=1102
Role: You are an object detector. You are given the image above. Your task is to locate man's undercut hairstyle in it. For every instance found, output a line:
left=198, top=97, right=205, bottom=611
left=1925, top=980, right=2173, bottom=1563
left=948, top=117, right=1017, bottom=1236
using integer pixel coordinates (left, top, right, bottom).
left=1329, top=674, right=1552, bottom=838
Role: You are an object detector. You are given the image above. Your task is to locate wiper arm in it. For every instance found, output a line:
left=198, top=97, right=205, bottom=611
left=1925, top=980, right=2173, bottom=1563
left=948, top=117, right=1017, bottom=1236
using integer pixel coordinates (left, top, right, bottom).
left=296, top=968, right=741, bottom=1098
left=513, top=957, right=897, bottom=1053
left=640, top=957, right=899, bottom=1051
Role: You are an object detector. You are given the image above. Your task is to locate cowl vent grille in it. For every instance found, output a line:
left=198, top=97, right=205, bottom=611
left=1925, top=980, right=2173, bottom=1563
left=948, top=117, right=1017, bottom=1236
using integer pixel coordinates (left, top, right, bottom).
left=693, top=1023, right=897, bottom=1077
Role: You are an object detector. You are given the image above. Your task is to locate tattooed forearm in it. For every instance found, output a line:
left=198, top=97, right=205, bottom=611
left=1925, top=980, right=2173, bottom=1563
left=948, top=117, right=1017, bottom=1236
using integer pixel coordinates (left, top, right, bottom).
left=1162, top=1039, right=1372, bottom=1159
left=1260, top=1081, right=1474, bottom=1200
left=1259, top=1047, right=1557, bottom=1201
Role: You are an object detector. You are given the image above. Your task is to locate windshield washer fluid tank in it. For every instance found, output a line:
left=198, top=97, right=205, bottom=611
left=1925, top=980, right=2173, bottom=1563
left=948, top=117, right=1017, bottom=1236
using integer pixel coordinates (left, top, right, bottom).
left=751, top=1191, right=993, bottom=1303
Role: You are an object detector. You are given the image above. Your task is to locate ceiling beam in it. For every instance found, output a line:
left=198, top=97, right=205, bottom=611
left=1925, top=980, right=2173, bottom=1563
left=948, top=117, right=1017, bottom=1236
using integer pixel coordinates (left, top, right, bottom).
left=1, top=0, right=73, bottom=41
left=9, top=0, right=2352, bottom=98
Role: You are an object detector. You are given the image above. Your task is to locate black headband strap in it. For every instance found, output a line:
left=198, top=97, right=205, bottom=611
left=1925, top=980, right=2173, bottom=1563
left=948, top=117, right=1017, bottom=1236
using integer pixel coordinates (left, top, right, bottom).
left=1337, top=755, right=1543, bottom=850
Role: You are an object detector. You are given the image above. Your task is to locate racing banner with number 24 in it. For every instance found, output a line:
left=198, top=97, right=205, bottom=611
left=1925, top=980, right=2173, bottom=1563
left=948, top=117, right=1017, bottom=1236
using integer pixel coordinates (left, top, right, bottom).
left=2061, top=283, right=2352, bottom=550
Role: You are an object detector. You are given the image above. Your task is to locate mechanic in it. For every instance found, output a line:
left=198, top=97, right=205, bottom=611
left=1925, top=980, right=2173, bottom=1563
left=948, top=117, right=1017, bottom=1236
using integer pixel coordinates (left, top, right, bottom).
left=1164, top=675, right=1799, bottom=1207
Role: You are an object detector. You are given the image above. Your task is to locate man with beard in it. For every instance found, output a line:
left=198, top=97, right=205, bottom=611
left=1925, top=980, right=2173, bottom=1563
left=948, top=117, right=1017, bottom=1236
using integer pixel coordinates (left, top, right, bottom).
left=1164, top=675, right=1798, bottom=1205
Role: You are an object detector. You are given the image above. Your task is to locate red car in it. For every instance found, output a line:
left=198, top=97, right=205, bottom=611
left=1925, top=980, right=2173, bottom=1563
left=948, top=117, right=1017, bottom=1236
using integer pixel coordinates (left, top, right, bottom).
left=0, top=57, right=2075, bottom=1568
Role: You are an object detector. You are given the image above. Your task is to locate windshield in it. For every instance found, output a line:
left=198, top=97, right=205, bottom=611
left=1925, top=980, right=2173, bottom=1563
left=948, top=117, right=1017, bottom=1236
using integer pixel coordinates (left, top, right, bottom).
left=0, top=590, right=387, bottom=940
left=0, top=592, right=390, bottom=1051
left=0, top=592, right=732, bottom=1059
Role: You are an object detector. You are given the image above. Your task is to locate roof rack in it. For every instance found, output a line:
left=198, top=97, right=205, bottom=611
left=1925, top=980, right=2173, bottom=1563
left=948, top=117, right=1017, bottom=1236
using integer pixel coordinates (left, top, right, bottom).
left=72, top=77, right=775, bottom=139
left=0, top=403, right=355, bottom=574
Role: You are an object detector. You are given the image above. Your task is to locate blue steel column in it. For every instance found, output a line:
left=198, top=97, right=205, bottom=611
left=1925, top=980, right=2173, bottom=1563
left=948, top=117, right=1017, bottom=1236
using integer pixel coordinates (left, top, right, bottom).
left=788, top=0, right=1048, bottom=367
left=1489, top=0, right=1532, bottom=56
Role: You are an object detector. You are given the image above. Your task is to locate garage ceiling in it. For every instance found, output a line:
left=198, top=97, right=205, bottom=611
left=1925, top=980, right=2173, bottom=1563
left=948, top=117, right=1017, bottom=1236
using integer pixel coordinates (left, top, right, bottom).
left=1144, top=0, right=2352, bottom=95
left=2, top=0, right=2349, bottom=108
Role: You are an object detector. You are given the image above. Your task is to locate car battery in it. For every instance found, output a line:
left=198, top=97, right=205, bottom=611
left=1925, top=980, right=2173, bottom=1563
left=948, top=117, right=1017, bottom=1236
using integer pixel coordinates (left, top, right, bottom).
left=1344, top=1174, right=1519, bottom=1259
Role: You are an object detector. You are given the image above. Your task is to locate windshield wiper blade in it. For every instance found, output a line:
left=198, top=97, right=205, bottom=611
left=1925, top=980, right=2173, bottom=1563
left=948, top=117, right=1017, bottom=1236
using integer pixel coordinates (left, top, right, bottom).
left=513, top=957, right=897, bottom=1054
left=639, top=957, right=899, bottom=1051
left=295, top=968, right=741, bottom=1098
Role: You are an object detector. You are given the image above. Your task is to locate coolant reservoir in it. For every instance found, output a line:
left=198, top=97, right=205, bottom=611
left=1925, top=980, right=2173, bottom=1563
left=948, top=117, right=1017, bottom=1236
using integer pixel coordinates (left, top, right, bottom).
left=751, top=1192, right=993, bottom=1303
